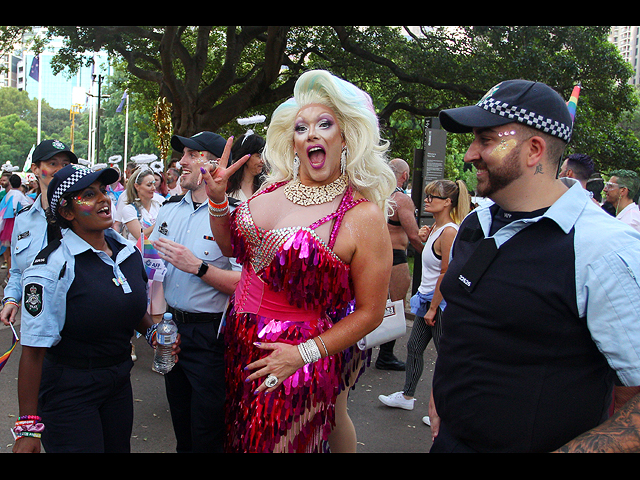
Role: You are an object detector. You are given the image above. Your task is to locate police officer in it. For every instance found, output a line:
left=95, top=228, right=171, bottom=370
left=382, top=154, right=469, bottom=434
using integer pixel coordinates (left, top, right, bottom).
left=13, top=164, right=166, bottom=453
left=1, top=140, right=77, bottom=327
left=150, top=131, right=241, bottom=453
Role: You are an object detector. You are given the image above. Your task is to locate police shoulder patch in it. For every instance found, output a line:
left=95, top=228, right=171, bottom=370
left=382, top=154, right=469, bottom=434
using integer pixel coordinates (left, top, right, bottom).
left=24, top=283, right=44, bottom=317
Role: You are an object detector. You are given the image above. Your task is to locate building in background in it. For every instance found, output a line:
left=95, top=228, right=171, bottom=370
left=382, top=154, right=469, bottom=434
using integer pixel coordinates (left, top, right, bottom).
left=15, top=29, right=111, bottom=111
left=609, top=26, right=640, bottom=86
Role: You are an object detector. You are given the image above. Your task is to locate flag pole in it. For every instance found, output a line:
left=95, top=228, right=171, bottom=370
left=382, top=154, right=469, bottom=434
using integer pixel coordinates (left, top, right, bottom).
left=35, top=54, right=41, bottom=144
left=124, top=92, right=129, bottom=164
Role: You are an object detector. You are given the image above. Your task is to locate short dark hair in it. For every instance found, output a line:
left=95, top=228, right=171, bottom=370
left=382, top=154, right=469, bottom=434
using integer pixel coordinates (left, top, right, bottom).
left=9, top=174, right=21, bottom=189
left=566, top=153, right=595, bottom=181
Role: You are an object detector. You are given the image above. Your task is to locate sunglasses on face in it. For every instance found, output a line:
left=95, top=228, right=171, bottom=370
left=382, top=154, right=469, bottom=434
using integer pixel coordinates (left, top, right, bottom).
left=425, top=194, right=448, bottom=202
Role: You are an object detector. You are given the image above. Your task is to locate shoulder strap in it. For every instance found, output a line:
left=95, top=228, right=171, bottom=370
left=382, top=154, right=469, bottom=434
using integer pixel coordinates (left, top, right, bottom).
left=248, top=181, right=287, bottom=202
left=16, top=204, right=33, bottom=216
left=309, top=188, right=368, bottom=249
left=163, top=194, right=185, bottom=205
left=32, top=239, right=62, bottom=266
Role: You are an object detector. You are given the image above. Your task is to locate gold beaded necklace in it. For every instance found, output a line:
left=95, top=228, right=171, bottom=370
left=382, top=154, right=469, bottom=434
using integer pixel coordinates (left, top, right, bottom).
left=283, top=175, right=349, bottom=206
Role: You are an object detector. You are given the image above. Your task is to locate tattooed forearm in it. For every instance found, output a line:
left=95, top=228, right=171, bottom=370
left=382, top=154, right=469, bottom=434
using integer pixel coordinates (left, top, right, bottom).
left=554, top=394, right=640, bottom=453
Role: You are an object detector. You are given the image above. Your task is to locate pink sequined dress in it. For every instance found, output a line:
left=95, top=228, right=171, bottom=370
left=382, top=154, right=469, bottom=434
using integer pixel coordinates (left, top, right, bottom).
left=224, top=181, right=370, bottom=453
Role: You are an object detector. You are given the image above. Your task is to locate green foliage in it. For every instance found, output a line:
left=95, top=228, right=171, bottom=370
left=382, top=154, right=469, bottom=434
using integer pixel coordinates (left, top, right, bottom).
left=1, top=26, right=638, bottom=176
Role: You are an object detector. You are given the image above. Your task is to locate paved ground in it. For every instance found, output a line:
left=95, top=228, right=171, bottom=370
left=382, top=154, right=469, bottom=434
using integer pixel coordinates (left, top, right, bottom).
left=0, top=266, right=436, bottom=453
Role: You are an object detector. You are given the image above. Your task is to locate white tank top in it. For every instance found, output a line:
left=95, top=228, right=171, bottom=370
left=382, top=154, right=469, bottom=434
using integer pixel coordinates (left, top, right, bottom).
left=418, top=222, right=459, bottom=295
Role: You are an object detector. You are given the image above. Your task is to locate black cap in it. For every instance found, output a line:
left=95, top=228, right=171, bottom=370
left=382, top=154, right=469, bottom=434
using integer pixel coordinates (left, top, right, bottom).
left=32, top=139, right=78, bottom=164
left=48, top=164, right=119, bottom=218
left=171, top=131, right=227, bottom=158
left=439, top=80, right=573, bottom=143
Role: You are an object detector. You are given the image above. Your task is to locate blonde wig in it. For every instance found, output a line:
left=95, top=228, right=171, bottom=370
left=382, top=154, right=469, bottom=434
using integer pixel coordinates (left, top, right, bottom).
left=263, top=70, right=396, bottom=217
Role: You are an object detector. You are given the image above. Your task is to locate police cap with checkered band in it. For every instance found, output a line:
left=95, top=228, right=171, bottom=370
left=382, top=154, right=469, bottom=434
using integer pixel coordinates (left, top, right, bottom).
left=439, top=80, right=573, bottom=143
left=47, top=164, right=119, bottom=219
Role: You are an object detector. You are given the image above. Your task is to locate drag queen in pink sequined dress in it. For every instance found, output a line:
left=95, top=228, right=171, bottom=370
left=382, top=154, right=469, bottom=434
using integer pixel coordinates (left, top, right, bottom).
left=202, top=70, right=396, bottom=453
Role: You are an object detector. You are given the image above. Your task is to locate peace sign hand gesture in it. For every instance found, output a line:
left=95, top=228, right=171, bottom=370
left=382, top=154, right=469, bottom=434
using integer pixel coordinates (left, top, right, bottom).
left=199, top=136, right=250, bottom=204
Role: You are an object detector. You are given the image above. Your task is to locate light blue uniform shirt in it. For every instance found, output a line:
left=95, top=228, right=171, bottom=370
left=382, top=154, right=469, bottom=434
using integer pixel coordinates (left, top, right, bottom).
left=20, top=228, right=140, bottom=349
left=149, top=191, right=240, bottom=314
left=4, top=195, right=48, bottom=302
left=474, top=178, right=640, bottom=386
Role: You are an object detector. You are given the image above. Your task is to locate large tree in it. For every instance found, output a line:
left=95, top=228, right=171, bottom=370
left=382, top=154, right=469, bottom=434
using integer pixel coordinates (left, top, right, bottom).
left=4, top=26, right=638, bottom=172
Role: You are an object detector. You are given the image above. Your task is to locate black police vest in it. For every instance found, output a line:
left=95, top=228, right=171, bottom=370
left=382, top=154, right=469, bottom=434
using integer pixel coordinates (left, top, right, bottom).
left=48, top=236, right=148, bottom=362
left=433, top=206, right=614, bottom=453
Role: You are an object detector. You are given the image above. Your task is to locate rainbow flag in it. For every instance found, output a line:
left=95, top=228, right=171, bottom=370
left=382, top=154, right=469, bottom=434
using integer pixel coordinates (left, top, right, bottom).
left=136, top=233, right=164, bottom=281
left=567, top=84, right=581, bottom=124
left=0, top=324, right=18, bottom=373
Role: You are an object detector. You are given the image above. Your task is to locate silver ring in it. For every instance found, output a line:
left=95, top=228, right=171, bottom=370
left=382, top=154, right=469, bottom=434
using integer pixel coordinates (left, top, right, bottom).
left=265, top=374, right=278, bottom=388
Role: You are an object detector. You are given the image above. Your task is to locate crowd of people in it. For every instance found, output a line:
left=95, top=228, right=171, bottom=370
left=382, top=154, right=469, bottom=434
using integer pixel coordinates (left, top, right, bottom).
left=3, top=71, right=640, bottom=453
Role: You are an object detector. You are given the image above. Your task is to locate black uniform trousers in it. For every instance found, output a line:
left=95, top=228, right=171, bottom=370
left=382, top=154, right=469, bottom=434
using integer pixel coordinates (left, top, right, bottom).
left=39, top=356, right=134, bottom=453
left=164, top=316, right=225, bottom=453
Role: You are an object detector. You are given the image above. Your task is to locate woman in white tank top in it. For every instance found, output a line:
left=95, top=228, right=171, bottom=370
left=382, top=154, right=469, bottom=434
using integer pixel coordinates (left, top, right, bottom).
left=379, top=179, right=470, bottom=414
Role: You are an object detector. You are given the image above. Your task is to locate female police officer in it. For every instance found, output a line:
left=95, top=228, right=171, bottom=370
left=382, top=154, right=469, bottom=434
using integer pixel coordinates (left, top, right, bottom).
left=12, top=164, right=179, bottom=453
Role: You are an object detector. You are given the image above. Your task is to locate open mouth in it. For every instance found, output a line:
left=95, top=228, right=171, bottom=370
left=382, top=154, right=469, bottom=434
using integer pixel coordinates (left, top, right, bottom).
left=307, top=145, right=326, bottom=170
left=97, top=205, right=111, bottom=217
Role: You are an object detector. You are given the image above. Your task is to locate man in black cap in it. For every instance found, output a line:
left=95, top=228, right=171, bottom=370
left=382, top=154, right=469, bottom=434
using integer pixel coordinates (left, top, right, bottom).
left=430, top=80, right=640, bottom=452
left=150, top=131, right=241, bottom=453
left=1, top=140, right=77, bottom=327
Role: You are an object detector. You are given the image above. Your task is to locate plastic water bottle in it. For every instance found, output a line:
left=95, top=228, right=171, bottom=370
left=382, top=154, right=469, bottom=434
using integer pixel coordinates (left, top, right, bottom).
left=153, top=313, right=178, bottom=375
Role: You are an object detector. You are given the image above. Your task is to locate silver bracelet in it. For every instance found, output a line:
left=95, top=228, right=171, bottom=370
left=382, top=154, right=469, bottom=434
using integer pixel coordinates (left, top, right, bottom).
left=317, top=335, right=329, bottom=357
left=298, top=339, right=322, bottom=365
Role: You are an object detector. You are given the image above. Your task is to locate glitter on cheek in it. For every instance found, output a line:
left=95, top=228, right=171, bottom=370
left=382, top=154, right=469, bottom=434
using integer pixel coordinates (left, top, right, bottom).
left=74, top=197, right=95, bottom=216
left=492, top=138, right=517, bottom=160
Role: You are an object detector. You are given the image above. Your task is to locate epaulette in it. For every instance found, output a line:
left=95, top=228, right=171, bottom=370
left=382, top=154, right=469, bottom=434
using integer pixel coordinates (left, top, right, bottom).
left=16, top=204, right=33, bottom=216
left=32, top=239, right=62, bottom=266
left=162, top=194, right=185, bottom=205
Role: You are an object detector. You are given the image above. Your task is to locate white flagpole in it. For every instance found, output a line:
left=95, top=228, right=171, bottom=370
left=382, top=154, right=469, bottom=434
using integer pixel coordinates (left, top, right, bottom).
left=124, top=92, right=129, bottom=163
left=37, top=55, right=41, bottom=144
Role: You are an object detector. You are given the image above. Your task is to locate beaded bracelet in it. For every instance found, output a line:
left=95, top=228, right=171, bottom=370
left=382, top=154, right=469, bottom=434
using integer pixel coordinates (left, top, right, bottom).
left=18, top=415, right=41, bottom=422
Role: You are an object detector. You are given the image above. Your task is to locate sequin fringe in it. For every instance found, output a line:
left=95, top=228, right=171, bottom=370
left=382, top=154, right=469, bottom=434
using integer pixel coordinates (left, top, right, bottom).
left=224, top=307, right=341, bottom=453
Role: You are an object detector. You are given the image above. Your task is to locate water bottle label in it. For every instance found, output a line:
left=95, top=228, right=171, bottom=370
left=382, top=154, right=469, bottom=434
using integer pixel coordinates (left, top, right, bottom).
left=157, top=333, right=176, bottom=346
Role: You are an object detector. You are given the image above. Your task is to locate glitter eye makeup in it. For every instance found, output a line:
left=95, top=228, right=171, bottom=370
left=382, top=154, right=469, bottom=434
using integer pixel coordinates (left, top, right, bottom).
left=73, top=194, right=95, bottom=216
left=492, top=138, right=518, bottom=160
left=491, top=129, right=518, bottom=160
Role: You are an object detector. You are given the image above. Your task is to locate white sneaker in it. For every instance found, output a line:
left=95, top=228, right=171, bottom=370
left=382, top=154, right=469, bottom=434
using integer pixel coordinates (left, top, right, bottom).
left=378, top=391, right=415, bottom=410
left=422, top=416, right=431, bottom=426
